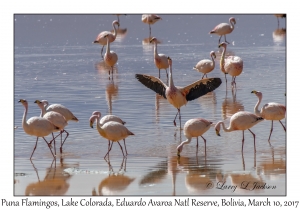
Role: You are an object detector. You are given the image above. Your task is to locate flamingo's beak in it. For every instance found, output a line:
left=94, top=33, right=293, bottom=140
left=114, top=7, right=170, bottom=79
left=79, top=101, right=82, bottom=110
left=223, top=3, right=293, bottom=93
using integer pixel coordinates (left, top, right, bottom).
left=216, top=130, right=221, bottom=136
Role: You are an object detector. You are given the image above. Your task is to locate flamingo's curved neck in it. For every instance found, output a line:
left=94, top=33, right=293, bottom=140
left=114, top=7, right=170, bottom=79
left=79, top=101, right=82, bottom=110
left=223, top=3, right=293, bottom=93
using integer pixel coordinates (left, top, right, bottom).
left=211, top=54, right=215, bottom=68
left=95, top=116, right=105, bottom=135
left=153, top=42, right=158, bottom=57
left=39, top=103, right=47, bottom=117
left=180, top=138, right=192, bottom=148
left=22, top=104, right=29, bottom=131
left=230, top=20, right=235, bottom=31
left=168, top=62, right=175, bottom=88
left=254, top=95, right=262, bottom=116
left=112, top=23, right=118, bottom=38
left=220, top=46, right=227, bottom=73
left=106, top=37, right=110, bottom=54
left=217, top=121, right=232, bottom=133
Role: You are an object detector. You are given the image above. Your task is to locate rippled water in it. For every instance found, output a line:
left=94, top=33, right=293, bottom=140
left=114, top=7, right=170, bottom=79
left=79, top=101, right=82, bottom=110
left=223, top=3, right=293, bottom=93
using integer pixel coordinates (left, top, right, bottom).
left=14, top=14, right=286, bottom=196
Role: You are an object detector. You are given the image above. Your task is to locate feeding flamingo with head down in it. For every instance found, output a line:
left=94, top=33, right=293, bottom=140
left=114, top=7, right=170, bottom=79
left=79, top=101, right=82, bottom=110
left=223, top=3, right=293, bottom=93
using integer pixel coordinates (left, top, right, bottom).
left=150, top=37, right=169, bottom=80
left=136, top=57, right=222, bottom=129
left=219, top=42, right=243, bottom=87
left=89, top=112, right=134, bottom=159
left=142, top=14, right=162, bottom=37
left=193, top=51, right=216, bottom=79
left=251, top=90, right=286, bottom=142
left=177, top=118, right=213, bottom=157
left=210, top=17, right=236, bottom=44
left=18, top=99, right=58, bottom=159
left=93, top=20, right=120, bottom=56
left=215, top=111, right=264, bottom=153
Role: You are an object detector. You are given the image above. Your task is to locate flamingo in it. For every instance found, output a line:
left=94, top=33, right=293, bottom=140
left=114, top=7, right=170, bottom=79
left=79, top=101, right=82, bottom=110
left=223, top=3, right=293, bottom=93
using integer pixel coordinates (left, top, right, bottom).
left=251, top=90, right=286, bottom=141
left=103, top=34, right=118, bottom=77
left=93, top=20, right=120, bottom=56
left=18, top=99, right=58, bottom=159
left=215, top=111, right=264, bottom=153
left=89, top=112, right=134, bottom=159
left=141, top=14, right=162, bottom=37
left=135, top=57, right=222, bottom=129
left=210, top=17, right=236, bottom=44
left=219, top=42, right=243, bottom=87
left=92, top=111, right=128, bottom=155
left=177, top=118, right=213, bottom=157
left=193, top=51, right=216, bottom=79
left=34, top=100, right=78, bottom=153
left=150, top=37, right=169, bottom=79
left=35, top=100, right=68, bottom=155
left=274, top=14, right=286, bottom=27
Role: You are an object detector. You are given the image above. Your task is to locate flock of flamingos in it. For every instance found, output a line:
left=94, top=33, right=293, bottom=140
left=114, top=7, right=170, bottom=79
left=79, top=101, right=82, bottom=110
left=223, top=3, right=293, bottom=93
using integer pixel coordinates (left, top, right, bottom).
left=18, top=14, right=286, bottom=161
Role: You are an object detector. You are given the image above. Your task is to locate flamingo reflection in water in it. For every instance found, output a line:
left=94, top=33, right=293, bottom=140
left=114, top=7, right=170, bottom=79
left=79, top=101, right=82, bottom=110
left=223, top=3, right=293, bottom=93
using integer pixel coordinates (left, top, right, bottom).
left=136, top=57, right=222, bottom=129
left=25, top=158, right=77, bottom=195
left=222, top=88, right=244, bottom=120
left=92, top=158, right=135, bottom=196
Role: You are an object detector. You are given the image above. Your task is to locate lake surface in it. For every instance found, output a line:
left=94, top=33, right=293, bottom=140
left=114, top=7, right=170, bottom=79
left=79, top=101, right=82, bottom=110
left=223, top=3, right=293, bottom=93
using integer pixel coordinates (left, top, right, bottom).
left=14, top=14, right=286, bottom=196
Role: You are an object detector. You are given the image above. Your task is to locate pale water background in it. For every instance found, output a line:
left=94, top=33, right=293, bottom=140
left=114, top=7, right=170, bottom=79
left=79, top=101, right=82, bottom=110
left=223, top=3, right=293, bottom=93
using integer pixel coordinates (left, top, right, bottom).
left=14, top=14, right=286, bottom=196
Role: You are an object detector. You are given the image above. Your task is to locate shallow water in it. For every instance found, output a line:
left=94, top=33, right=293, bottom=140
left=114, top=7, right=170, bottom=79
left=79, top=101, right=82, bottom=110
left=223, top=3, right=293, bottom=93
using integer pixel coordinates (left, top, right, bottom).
left=14, top=14, right=286, bottom=196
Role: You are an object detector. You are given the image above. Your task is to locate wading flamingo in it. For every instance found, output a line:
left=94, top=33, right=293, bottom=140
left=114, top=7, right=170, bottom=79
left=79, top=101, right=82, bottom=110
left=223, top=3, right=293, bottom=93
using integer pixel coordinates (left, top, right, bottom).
left=35, top=100, right=68, bottom=155
left=18, top=99, right=58, bottom=159
left=215, top=111, right=264, bottom=153
left=104, top=34, right=118, bottom=77
left=251, top=90, right=286, bottom=141
left=150, top=37, right=169, bottom=80
left=142, top=14, right=162, bottom=37
left=34, top=100, right=78, bottom=153
left=210, top=17, right=236, bottom=44
left=177, top=118, right=213, bottom=157
left=193, top=51, right=216, bottom=79
left=93, top=20, right=120, bottom=56
left=136, top=57, right=222, bottom=129
left=92, top=111, right=128, bottom=155
left=89, top=112, right=134, bottom=159
left=219, top=42, right=243, bottom=87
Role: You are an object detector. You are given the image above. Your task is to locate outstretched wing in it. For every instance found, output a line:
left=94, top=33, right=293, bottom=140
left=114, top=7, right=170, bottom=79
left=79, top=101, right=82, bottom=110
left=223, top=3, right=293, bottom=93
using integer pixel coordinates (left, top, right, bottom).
left=135, top=74, right=167, bottom=99
left=180, top=78, right=222, bottom=101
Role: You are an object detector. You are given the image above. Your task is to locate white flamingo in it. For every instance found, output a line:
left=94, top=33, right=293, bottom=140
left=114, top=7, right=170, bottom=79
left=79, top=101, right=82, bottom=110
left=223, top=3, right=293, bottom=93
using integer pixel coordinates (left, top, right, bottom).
left=141, top=14, right=162, bottom=37
left=35, top=100, right=68, bottom=155
left=193, top=51, right=216, bottom=79
left=215, top=111, right=264, bottom=153
left=150, top=37, right=169, bottom=80
left=219, top=42, right=243, bottom=87
left=35, top=100, right=78, bottom=153
left=136, top=57, right=222, bottom=129
left=93, top=20, right=120, bottom=56
left=104, top=34, right=118, bottom=77
left=92, top=111, right=128, bottom=155
left=251, top=90, right=286, bottom=141
left=89, top=112, right=134, bottom=158
left=210, top=17, right=236, bottom=44
left=177, top=118, right=213, bottom=157
left=18, top=99, right=58, bottom=159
